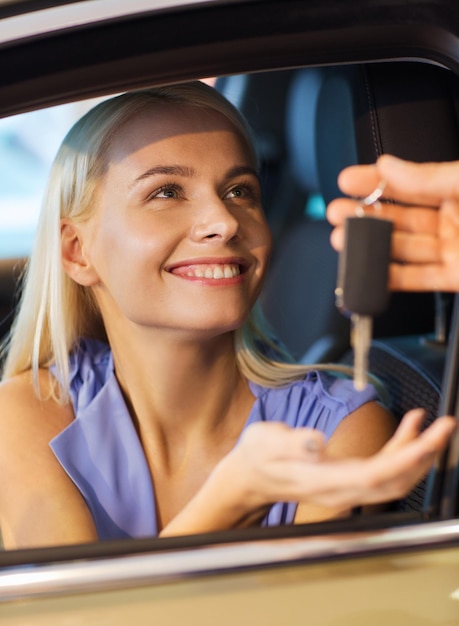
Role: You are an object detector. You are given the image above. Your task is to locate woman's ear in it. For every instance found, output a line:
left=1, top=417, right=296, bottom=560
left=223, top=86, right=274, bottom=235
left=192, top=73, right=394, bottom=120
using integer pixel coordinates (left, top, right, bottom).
left=61, top=219, right=99, bottom=286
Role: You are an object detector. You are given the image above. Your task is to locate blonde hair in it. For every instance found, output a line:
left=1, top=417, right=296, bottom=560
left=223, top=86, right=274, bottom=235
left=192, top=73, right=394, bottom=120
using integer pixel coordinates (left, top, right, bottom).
left=1, top=81, right=353, bottom=401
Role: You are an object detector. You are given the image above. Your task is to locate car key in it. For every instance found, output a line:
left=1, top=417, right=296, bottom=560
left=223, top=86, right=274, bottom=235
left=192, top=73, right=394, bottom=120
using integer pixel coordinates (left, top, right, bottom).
left=335, top=213, right=393, bottom=390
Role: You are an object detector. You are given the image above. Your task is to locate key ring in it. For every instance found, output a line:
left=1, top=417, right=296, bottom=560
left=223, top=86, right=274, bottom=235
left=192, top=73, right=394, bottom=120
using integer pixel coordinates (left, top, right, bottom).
left=355, top=180, right=387, bottom=217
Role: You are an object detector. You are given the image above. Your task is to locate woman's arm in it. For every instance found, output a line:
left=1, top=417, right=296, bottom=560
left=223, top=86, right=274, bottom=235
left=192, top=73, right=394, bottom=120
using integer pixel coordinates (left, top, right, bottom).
left=160, top=405, right=455, bottom=536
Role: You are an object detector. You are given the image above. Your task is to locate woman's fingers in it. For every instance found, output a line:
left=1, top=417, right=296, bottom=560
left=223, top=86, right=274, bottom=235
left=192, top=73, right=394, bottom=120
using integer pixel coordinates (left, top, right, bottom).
left=378, top=408, right=426, bottom=453
left=237, top=415, right=455, bottom=511
left=241, top=422, right=326, bottom=462
left=291, top=416, right=455, bottom=508
left=379, top=414, right=455, bottom=461
left=355, top=416, right=456, bottom=504
left=307, top=415, right=453, bottom=507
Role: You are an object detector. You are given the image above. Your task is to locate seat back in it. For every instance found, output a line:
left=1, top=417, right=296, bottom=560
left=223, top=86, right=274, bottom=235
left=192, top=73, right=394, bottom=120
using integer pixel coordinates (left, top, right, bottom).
left=260, top=69, right=351, bottom=361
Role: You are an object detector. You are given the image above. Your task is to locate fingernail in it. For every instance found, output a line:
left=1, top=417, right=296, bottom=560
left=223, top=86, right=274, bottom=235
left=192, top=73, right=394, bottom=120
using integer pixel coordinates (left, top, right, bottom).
left=379, top=154, right=402, bottom=166
left=304, top=438, right=322, bottom=453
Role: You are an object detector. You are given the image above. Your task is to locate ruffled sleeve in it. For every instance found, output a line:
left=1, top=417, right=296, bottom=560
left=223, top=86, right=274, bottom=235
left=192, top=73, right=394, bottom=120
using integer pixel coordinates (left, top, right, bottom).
left=49, top=338, right=157, bottom=540
left=248, top=370, right=379, bottom=438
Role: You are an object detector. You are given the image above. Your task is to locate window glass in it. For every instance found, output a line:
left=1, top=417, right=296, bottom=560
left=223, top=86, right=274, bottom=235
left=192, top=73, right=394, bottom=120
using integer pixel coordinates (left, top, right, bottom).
left=0, top=99, right=103, bottom=258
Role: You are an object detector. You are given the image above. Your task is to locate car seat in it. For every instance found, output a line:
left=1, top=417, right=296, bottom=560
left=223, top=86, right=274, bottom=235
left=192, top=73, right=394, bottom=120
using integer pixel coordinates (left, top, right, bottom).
left=260, top=65, right=440, bottom=363
left=258, top=68, right=352, bottom=361
left=315, top=60, right=459, bottom=512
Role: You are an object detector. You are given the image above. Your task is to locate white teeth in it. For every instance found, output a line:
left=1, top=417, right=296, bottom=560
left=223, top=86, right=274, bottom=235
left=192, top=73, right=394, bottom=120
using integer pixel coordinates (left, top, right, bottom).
left=183, top=264, right=241, bottom=278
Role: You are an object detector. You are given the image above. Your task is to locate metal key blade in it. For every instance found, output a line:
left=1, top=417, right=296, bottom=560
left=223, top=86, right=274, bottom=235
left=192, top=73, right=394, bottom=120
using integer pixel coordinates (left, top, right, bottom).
left=351, top=313, right=373, bottom=390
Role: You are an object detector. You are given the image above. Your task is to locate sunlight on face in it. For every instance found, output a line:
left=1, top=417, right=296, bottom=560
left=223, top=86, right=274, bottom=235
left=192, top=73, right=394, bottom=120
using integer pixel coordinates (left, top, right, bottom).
left=74, top=103, right=272, bottom=341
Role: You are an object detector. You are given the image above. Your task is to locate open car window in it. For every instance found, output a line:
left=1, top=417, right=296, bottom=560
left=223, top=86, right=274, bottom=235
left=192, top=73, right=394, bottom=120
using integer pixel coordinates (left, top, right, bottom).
left=0, top=62, right=457, bottom=537
left=0, top=98, right=105, bottom=258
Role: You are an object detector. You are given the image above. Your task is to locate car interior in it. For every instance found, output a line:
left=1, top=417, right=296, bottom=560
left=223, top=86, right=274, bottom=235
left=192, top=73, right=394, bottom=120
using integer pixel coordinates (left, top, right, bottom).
left=219, top=59, right=459, bottom=515
left=0, top=57, right=459, bottom=552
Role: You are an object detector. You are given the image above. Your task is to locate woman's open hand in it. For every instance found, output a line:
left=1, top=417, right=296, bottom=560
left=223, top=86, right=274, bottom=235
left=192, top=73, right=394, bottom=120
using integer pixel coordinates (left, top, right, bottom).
left=232, top=409, right=455, bottom=512
left=161, top=409, right=455, bottom=536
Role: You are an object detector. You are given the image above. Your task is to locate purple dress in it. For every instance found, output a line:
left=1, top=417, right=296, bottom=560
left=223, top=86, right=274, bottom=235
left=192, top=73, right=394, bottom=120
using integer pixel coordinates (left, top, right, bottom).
left=50, top=338, right=378, bottom=540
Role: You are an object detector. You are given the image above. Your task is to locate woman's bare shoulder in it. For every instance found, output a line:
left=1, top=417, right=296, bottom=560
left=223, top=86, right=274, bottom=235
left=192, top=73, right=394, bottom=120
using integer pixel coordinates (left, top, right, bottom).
left=0, top=369, right=74, bottom=455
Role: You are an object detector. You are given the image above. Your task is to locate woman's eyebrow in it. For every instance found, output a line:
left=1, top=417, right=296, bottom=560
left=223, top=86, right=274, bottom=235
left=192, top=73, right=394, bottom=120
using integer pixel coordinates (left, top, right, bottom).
left=130, top=165, right=195, bottom=188
left=129, top=164, right=259, bottom=190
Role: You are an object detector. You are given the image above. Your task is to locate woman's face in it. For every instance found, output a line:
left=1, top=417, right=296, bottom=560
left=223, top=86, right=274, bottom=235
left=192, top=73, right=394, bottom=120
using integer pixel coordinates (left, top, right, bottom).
left=75, top=102, right=272, bottom=339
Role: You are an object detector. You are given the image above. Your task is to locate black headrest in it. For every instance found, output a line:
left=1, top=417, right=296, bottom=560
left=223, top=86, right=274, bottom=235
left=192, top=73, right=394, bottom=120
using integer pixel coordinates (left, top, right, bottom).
left=316, top=62, right=459, bottom=205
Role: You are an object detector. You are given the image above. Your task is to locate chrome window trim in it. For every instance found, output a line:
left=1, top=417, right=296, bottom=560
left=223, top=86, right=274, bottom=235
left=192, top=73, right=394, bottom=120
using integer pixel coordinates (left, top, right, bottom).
left=0, top=0, right=226, bottom=46
left=1, top=519, right=459, bottom=602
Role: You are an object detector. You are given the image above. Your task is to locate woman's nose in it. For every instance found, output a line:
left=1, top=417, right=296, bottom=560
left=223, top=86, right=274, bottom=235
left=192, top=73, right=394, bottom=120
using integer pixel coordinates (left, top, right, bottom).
left=190, top=198, right=240, bottom=243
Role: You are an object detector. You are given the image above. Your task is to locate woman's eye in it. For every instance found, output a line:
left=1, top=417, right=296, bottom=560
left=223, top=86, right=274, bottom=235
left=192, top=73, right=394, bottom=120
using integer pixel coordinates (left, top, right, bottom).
left=229, top=187, right=244, bottom=198
left=225, top=184, right=258, bottom=200
left=148, top=185, right=181, bottom=200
